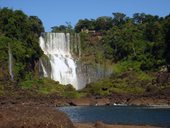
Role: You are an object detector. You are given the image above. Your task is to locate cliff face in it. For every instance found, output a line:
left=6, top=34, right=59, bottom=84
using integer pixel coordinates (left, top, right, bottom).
left=39, top=33, right=113, bottom=89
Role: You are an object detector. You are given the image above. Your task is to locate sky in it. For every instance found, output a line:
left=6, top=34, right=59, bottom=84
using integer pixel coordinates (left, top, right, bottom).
left=0, top=0, right=170, bottom=32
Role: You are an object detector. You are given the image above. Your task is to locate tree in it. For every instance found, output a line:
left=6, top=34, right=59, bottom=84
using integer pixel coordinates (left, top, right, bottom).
left=51, top=25, right=67, bottom=32
left=164, top=16, right=170, bottom=71
left=112, top=12, right=127, bottom=26
left=95, top=16, right=113, bottom=31
left=133, top=13, right=146, bottom=24
left=29, top=16, right=44, bottom=36
left=0, top=8, right=44, bottom=81
left=75, top=19, right=94, bottom=32
left=0, top=36, right=13, bottom=81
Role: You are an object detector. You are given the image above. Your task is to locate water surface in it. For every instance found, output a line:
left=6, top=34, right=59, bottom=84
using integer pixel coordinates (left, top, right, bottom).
left=58, top=105, right=170, bottom=127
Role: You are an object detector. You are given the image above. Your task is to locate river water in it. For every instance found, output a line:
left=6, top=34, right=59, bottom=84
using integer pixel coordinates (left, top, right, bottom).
left=58, top=105, right=170, bottom=127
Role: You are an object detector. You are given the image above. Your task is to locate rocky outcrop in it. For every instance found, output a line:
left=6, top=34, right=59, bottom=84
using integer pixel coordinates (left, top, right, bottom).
left=0, top=104, right=74, bottom=128
left=68, top=98, right=111, bottom=106
left=127, top=97, right=170, bottom=106
left=95, top=98, right=110, bottom=106
left=69, top=98, right=96, bottom=106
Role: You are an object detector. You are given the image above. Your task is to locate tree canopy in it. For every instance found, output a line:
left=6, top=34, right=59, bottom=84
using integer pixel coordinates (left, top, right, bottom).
left=0, top=8, right=44, bottom=81
left=75, top=12, right=170, bottom=71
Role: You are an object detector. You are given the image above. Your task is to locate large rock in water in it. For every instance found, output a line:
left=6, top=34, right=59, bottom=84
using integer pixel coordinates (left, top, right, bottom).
left=0, top=104, right=74, bottom=128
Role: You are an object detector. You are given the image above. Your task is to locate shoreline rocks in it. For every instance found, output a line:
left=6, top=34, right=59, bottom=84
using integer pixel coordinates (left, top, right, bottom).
left=53, top=93, right=170, bottom=107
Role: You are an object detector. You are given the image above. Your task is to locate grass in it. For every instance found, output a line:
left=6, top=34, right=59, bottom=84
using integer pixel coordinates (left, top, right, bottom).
left=0, top=63, right=159, bottom=99
left=110, top=84, right=145, bottom=94
left=112, top=60, right=142, bottom=74
left=62, top=91, right=87, bottom=99
left=20, top=78, right=64, bottom=95
left=19, top=78, right=87, bottom=98
left=83, top=70, right=155, bottom=96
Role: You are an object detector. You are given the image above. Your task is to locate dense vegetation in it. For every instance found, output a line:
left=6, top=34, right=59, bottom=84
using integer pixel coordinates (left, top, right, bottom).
left=52, top=12, right=170, bottom=71
left=0, top=8, right=84, bottom=98
left=73, top=13, right=170, bottom=72
left=0, top=8, right=170, bottom=98
left=51, top=12, right=170, bottom=97
left=0, top=8, right=44, bottom=82
left=72, top=13, right=170, bottom=97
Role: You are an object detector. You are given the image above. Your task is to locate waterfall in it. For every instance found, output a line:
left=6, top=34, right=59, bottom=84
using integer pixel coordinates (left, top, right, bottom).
left=70, top=33, right=81, bottom=58
left=39, top=32, right=113, bottom=90
left=40, top=59, right=48, bottom=77
left=39, top=33, right=78, bottom=89
left=8, top=43, right=14, bottom=81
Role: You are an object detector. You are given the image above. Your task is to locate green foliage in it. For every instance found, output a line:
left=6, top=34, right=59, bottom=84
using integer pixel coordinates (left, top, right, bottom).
left=0, top=36, right=12, bottom=80
left=110, top=84, right=144, bottom=95
left=0, top=7, right=170, bottom=97
left=75, top=19, right=95, bottom=32
left=75, top=12, right=127, bottom=32
left=76, top=12, right=169, bottom=72
left=19, top=78, right=86, bottom=98
left=83, top=71, right=155, bottom=96
left=51, top=22, right=74, bottom=33
left=0, top=36, right=11, bottom=61
left=112, top=12, right=127, bottom=26
left=54, top=83, right=87, bottom=98
left=62, top=91, right=87, bottom=99
left=113, top=60, right=142, bottom=74
left=0, top=8, right=44, bottom=81
left=164, top=15, right=170, bottom=71
left=20, top=78, right=64, bottom=95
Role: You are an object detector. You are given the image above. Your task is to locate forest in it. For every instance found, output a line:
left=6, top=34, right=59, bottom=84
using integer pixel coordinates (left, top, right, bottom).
left=52, top=12, right=170, bottom=73
left=0, top=8, right=170, bottom=97
left=0, top=8, right=44, bottom=82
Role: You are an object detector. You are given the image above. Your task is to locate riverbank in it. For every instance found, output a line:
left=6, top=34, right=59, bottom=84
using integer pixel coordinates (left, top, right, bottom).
left=1, top=71, right=170, bottom=107
left=0, top=91, right=169, bottom=127
left=0, top=103, right=163, bottom=128
left=0, top=103, right=74, bottom=128
left=0, top=73, right=170, bottom=127
left=0, top=84, right=170, bottom=107
left=59, top=94, right=170, bottom=107
left=0, top=100, right=165, bottom=128
left=1, top=92, right=170, bottom=108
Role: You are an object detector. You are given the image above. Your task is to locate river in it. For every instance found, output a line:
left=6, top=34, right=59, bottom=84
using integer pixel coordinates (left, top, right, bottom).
left=58, top=105, right=170, bottom=127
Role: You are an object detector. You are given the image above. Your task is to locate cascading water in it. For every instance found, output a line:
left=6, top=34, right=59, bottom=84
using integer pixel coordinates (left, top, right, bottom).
left=39, top=33, right=78, bottom=89
left=8, top=43, right=14, bottom=81
left=39, top=59, right=48, bottom=77
left=39, top=32, right=113, bottom=90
